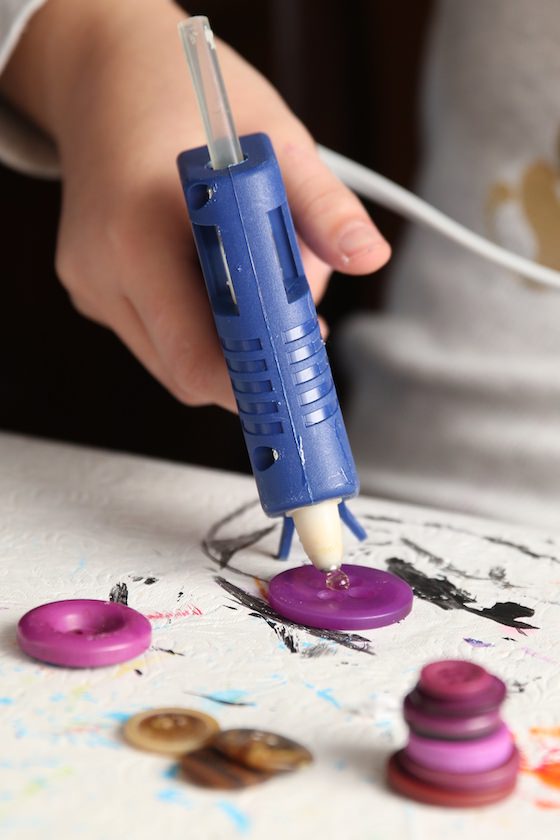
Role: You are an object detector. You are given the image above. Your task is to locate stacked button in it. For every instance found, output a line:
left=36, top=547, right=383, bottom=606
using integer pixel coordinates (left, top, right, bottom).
left=388, top=660, right=519, bottom=807
left=123, top=711, right=312, bottom=790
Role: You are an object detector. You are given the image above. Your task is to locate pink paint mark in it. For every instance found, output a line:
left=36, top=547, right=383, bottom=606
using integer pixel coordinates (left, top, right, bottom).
left=147, top=605, right=202, bottom=620
left=534, top=799, right=560, bottom=810
left=520, top=647, right=559, bottom=666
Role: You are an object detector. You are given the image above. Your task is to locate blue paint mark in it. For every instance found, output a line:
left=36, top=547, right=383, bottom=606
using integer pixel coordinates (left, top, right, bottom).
left=304, top=681, right=341, bottom=709
left=464, top=638, right=494, bottom=648
left=217, top=801, right=251, bottom=834
left=162, top=764, right=180, bottom=779
left=206, top=690, right=248, bottom=704
left=49, top=693, right=65, bottom=703
left=156, top=788, right=191, bottom=808
left=315, top=688, right=341, bottom=709
left=72, top=556, right=87, bottom=575
left=104, top=711, right=130, bottom=723
left=13, top=720, right=28, bottom=738
left=0, top=697, right=14, bottom=705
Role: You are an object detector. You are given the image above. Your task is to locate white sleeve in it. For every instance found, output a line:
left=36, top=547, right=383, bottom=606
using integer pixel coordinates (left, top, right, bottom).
left=0, top=0, right=59, bottom=177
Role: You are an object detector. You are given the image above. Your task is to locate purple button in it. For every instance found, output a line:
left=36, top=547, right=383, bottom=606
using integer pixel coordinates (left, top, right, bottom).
left=17, top=599, right=152, bottom=667
left=404, top=693, right=501, bottom=740
left=405, top=723, right=514, bottom=774
left=397, top=746, right=520, bottom=792
left=407, top=675, right=506, bottom=717
left=267, top=564, right=413, bottom=630
left=420, top=660, right=492, bottom=700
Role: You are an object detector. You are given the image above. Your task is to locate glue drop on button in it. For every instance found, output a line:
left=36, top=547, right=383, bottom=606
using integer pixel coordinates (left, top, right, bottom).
left=325, top=569, right=350, bottom=591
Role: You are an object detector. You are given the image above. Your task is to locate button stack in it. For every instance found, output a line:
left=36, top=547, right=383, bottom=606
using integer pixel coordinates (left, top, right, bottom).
left=387, top=659, right=519, bottom=807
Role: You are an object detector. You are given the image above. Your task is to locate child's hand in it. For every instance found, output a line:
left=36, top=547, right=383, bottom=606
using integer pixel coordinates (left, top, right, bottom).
left=1, top=0, right=390, bottom=409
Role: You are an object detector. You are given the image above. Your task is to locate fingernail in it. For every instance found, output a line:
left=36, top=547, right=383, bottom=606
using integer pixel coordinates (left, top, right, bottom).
left=338, top=222, right=380, bottom=263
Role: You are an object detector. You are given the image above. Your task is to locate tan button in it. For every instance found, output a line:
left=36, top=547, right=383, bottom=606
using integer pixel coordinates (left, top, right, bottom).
left=123, top=708, right=219, bottom=756
left=212, top=728, right=313, bottom=771
left=180, top=747, right=273, bottom=789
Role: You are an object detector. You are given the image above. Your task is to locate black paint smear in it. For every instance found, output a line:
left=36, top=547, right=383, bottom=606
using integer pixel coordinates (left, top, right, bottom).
left=401, top=538, right=489, bottom=583
left=152, top=646, right=186, bottom=657
left=144, top=577, right=158, bottom=585
left=130, top=576, right=143, bottom=582
left=386, top=558, right=538, bottom=630
left=177, top=591, right=184, bottom=601
left=202, top=500, right=277, bottom=579
left=215, top=576, right=374, bottom=656
left=402, top=538, right=518, bottom=589
left=256, top=615, right=298, bottom=653
left=362, top=511, right=560, bottom=566
left=503, top=637, right=517, bottom=641
left=301, top=643, right=335, bottom=658
left=134, top=669, right=143, bottom=676
left=421, top=521, right=560, bottom=566
left=184, top=691, right=255, bottom=707
left=109, top=582, right=128, bottom=605
left=204, top=527, right=276, bottom=569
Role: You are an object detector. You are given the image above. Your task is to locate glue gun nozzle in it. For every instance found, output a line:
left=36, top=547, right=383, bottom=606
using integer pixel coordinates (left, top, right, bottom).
left=290, top=499, right=343, bottom=572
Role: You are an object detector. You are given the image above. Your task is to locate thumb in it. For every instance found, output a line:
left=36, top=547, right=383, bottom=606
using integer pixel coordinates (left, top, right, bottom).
left=277, top=140, right=391, bottom=275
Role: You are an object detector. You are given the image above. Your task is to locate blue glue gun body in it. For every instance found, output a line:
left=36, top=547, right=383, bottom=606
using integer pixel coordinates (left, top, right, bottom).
left=177, top=133, right=362, bottom=546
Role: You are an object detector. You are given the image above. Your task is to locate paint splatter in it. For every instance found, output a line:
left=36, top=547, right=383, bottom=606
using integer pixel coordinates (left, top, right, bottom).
left=362, top=512, right=560, bottom=565
left=402, top=538, right=518, bottom=589
left=156, top=787, right=191, bottom=808
left=217, top=800, right=251, bottom=833
left=522, top=726, right=560, bottom=800
left=203, top=499, right=276, bottom=575
left=184, top=690, right=255, bottom=707
left=464, top=638, right=494, bottom=648
left=109, top=582, right=128, bottom=605
left=152, top=646, right=186, bottom=657
left=527, top=760, right=560, bottom=790
left=146, top=607, right=202, bottom=620
left=301, top=643, right=335, bottom=658
left=386, top=558, right=537, bottom=630
left=215, top=576, right=374, bottom=656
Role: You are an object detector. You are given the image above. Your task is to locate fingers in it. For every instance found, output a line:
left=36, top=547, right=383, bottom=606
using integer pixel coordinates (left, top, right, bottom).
left=298, top=240, right=331, bottom=302
left=115, top=189, right=236, bottom=412
left=276, top=140, right=391, bottom=276
left=70, top=289, right=180, bottom=396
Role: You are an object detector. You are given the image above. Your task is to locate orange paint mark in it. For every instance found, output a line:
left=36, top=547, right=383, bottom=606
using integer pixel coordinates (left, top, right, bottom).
left=146, top=606, right=202, bottom=620
left=530, top=726, right=560, bottom=738
left=535, top=799, right=560, bottom=810
left=255, top=578, right=269, bottom=601
left=530, top=761, right=560, bottom=790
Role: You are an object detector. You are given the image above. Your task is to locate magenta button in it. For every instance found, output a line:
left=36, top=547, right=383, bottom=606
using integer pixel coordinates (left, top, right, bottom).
left=17, top=599, right=152, bottom=667
left=268, top=564, right=413, bottom=630
left=420, top=660, right=492, bottom=700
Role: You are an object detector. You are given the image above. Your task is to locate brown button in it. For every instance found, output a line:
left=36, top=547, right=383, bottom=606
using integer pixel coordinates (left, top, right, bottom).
left=123, top=708, right=219, bottom=756
left=180, top=747, right=274, bottom=789
left=212, top=728, right=313, bottom=771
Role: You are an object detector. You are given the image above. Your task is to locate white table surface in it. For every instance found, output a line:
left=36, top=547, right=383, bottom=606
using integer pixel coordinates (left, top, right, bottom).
left=1, top=431, right=559, bottom=840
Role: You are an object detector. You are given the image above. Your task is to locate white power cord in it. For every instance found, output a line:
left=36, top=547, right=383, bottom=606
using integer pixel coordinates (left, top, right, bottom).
left=319, top=145, right=560, bottom=291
